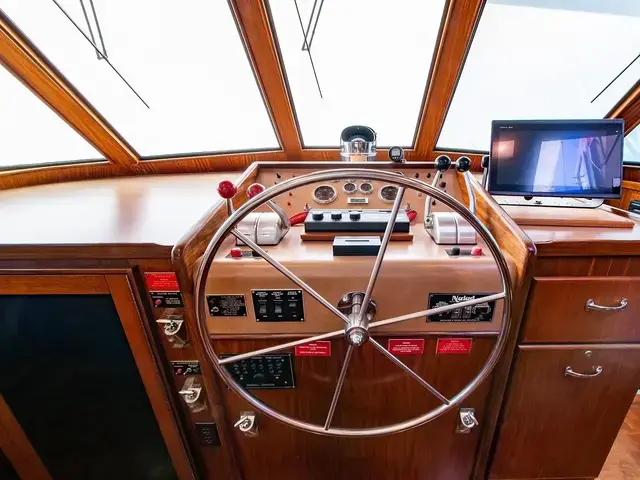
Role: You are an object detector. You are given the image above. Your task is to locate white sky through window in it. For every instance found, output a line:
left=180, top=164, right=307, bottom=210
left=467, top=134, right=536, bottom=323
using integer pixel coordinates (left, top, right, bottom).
left=0, top=0, right=278, bottom=157
left=0, top=64, right=102, bottom=168
left=269, top=0, right=447, bottom=147
left=438, top=0, right=640, bottom=152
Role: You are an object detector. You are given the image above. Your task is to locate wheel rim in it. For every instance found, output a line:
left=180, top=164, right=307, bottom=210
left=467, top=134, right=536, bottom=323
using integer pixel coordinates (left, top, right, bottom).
left=194, top=168, right=513, bottom=437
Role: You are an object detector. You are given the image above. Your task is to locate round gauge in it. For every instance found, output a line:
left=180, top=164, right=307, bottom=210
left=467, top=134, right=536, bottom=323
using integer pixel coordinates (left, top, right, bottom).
left=343, top=182, right=357, bottom=195
left=359, top=182, right=374, bottom=195
left=379, top=185, right=399, bottom=204
left=312, top=184, right=337, bottom=204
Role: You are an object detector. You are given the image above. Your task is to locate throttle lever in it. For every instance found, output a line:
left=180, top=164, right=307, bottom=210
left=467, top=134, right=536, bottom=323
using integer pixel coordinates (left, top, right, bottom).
left=247, top=183, right=290, bottom=231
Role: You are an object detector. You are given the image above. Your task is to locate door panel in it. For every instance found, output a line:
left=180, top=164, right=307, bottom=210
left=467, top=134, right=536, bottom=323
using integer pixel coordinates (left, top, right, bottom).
left=214, top=336, right=495, bottom=480
left=0, top=273, right=192, bottom=480
left=490, top=345, right=640, bottom=479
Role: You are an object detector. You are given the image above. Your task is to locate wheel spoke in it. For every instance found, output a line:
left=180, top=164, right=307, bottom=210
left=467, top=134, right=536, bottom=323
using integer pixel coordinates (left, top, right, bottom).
left=359, top=187, right=405, bottom=321
left=368, top=292, right=506, bottom=330
left=369, top=339, right=450, bottom=405
left=231, top=229, right=349, bottom=325
left=218, top=329, right=345, bottom=365
left=324, top=345, right=354, bottom=430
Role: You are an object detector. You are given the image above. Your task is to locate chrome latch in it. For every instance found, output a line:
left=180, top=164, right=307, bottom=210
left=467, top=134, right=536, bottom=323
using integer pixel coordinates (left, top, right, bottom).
left=456, top=408, right=479, bottom=434
left=178, top=377, right=206, bottom=413
left=156, top=314, right=188, bottom=348
left=234, top=411, right=258, bottom=437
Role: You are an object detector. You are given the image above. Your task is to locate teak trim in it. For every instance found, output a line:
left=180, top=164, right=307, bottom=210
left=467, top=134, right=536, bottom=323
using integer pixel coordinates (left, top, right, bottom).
left=0, top=13, right=139, bottom=167
left=230, top=0, right=302, bottom=159
left=608, top=80, right=640, bottom=134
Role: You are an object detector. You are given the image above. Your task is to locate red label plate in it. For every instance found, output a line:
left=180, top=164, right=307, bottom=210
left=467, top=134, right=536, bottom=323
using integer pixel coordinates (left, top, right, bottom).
left=144, top=272, right=180, bottom=292
left=295, top=341, right=331, bottom=357
left=436, top=338, right=473, bottom=355
left=388, top=339, right=425, bottom=355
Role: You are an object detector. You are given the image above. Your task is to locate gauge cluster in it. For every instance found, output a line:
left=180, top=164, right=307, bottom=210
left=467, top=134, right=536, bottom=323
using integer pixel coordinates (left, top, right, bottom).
left=313, top=181, right=402, bottom=205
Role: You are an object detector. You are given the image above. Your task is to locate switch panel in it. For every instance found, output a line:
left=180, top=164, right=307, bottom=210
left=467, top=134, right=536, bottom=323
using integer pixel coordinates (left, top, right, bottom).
left=221, top=354, right=295, bottom=389
left=195, top=422, right=221, bottom=446
left=251, top=290, right=304, bottom=322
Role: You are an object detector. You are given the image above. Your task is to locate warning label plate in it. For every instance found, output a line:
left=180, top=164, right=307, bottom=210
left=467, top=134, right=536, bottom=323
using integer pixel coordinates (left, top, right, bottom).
left=207, top=294, right=247, bottom=317
left=144, top=272, right=180, bottom=292
left=295, top=341, right=331, bottom=357
left=436, top=338, right=473, bottom=355
left=388, top=339, right=425, bottom=355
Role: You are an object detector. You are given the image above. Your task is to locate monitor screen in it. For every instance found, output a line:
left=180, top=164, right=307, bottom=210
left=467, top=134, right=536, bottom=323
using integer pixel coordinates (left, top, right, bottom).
left=488, top=120, right=623, bottom=198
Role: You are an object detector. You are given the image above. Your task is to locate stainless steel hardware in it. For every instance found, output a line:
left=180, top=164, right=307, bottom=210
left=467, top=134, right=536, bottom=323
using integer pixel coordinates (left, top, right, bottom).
left=585, top=298, right=628, bottom=312
left=456, top=408, right=479, bottom=434
left=156, top=315, right=187, bottom=348
left=179, top=377, right=206, bottom=413
left=565, top=365, right=603, bottom=378
left=234, top=412, right=258, bottom=436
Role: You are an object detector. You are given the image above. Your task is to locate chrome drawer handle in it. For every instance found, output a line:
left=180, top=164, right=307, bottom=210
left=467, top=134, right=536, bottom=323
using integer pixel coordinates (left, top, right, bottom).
left=585, top=298, right=628, bottom=312
left=565, top=365, right=603, bottom=378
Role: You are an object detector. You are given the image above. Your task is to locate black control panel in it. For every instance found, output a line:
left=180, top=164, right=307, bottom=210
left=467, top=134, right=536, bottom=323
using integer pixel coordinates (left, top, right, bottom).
left=304, top=209, right=410, bottom=233
left=221, top=354, right=295, bottom=389
left=252, top=290, right=304, bottom=322
left=427, top=293, right=496, bottom=322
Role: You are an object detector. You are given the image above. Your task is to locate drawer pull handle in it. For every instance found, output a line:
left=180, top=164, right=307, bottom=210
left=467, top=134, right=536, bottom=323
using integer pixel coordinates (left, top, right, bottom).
left=585, top=298, right=628, bottom=312
left=565, top=365, right=603, bottom=378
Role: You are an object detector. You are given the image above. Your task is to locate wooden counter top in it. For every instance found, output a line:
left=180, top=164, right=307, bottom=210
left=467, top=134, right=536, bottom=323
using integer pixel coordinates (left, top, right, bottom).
left=0, top=172, right=237, bottom=259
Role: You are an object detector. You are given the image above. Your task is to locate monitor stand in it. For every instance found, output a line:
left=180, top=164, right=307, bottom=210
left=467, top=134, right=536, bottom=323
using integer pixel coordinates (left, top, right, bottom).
left=495, top=196, right=604, bottom=209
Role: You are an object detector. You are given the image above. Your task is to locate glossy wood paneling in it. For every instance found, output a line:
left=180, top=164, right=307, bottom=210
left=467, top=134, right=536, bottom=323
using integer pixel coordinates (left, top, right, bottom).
left=459, top=172, right=537, bottom=480
left=215, top=336, right=495, bottom=480
left=599, top=395, right=640, bottom=480
left=0, top=172, right=239, bottom=259
left=624, top=165, right=640, bottom=183
left=490, top=345, right=640, bottom=480
left=0, top=14, right=138, bottom=166
left=106, top=274, right=195, bottom=480
left=414, top=0, right=486, bottom=159
left=609, top=81, right=640, bottom=135
left=607, top=180, right=640, bottom=211
left=534, top=256, right=640, bottom=277
left=0, top=396, right=52, bottom=480
left=522, top=277, right=640, bottom=343
left=232, top=0, right=302, bottom=157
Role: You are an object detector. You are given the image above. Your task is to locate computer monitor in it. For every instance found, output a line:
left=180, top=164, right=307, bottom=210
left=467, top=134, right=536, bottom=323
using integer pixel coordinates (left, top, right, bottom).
left=488, top=120, right=623, bottom=199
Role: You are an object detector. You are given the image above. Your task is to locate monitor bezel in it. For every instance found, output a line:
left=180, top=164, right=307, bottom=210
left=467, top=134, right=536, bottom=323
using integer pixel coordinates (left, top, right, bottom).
left=488, top=119, right=624, bottom=199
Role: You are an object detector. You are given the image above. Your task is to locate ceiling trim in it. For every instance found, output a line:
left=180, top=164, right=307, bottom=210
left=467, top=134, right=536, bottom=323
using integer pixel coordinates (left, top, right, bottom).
left=0, top=13, right=139, bottom=167
left=413, top=0, right=486, bottom=158
left=230, top=0, right=303, bottom=159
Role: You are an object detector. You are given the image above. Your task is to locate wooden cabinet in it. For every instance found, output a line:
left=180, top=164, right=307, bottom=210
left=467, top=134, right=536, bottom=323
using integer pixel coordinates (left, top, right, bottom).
left=522, top=277, right=640, bottom=343
left=490, top=345, right=640, bottom=479
left=0, top=274, right=193, bottom=480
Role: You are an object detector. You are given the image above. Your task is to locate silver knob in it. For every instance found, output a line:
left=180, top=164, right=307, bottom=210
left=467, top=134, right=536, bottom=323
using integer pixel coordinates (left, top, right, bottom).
left=234, top=412, right=258, bottom=436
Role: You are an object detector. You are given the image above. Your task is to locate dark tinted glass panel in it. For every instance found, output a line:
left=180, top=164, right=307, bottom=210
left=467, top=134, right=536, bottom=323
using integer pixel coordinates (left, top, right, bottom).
left=0, top=295, right=177, bottom=480
left=0, top=449, right=20, bottom=480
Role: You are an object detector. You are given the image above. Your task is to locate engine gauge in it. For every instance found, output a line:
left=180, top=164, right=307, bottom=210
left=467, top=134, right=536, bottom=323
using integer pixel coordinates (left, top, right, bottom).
left=312, top=184, right=337, bottom=204
left=343, top=182, right=357, bottom=195
left=379, top=185, right=399, bottom=203
left=359, top=182, right=374, bottom=195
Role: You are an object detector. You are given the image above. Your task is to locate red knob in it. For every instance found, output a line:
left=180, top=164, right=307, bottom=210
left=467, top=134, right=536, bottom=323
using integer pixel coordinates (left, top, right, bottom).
left=230, top=247, right=243, bottom=258
left=471, top=246, right=483, bottom=256
left=217, top=180, right=237, bottom=199
left=247, top=183, right=266, bottom=199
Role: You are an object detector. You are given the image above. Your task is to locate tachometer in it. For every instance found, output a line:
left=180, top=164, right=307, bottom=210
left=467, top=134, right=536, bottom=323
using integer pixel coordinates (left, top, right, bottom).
left=312, top=184, right=337, bottom=204
left=379, top=185, right=399, bottom=203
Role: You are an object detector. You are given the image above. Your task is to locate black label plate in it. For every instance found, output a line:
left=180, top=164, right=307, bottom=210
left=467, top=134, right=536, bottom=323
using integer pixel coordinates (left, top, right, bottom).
left=427, top=293, right=495, bottom=322
left=150, top=291, right=183, bottom=308
left=221, top=354, right=295, bottom=389
left=207, top=294, right=247, bottom=317
left=251, top=290, right=304, bottom=322
left=171, top=361, right=201, bottom=375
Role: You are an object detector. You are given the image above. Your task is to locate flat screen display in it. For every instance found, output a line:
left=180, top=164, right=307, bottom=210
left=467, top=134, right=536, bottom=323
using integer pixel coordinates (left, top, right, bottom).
left=488, top=120, right=623, bottom=198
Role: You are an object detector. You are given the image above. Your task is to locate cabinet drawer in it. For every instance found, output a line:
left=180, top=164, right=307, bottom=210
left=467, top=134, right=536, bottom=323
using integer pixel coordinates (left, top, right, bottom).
left=522, top=277, right=640, bottom=343
left=490, top=345, right=640, bottom=479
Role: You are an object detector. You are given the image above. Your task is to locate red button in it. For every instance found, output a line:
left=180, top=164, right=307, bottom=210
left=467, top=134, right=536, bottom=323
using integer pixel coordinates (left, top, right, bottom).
left=230, top=247, right=243, bottom=258
left=471, top=246, right=483, bottom=256
left=154, top=299, right=162, bottom=306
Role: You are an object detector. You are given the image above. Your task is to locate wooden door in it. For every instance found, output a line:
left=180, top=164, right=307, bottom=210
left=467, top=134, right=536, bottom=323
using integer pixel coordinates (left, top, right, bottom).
left=0, top=273, right=194, bottom=480
left=490, top=344, right=640, bottom=479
